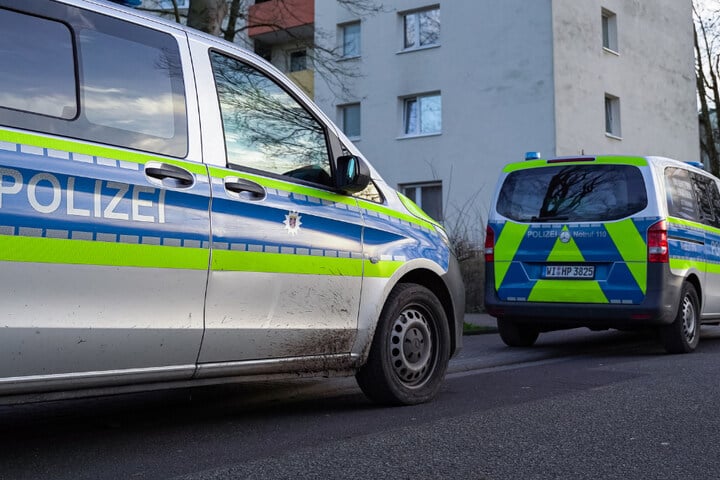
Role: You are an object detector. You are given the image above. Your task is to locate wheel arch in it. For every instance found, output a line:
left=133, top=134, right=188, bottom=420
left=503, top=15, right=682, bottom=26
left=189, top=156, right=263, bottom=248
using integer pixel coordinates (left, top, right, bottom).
left=396, top=268, right=459, bottom=356
left=685, top=272, right=702, bottom=311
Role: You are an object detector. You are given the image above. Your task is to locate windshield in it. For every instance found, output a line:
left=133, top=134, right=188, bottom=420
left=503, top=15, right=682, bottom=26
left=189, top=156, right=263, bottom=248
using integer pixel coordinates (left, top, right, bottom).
left=497, top=164, right=647, bottom=222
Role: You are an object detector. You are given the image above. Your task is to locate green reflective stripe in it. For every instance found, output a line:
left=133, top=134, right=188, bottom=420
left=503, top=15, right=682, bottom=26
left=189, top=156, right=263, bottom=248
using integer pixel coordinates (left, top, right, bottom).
left=364, top=259, right=404, bottom=278
left=212, top=250, right=362, bottom=275
left=502, top=156, right=647, bottom=173
left=528, top=280, right=608, bottom=303
left=546, top=226, right=584, bottom=262
left=667, top=216, right=706, bottom=231
left=605, top=219, right=647, bottom=294
left=502, top=160, right=546, bottom=173
left=397, top=193, right=439, bottom=227
left=0, top=235, right=208, bottom=269
left=357, top=196, right=435, bottom=230
left=494, top=222, right=528, bottom=287
left=206, top=166, right=354, bottom=207
left=706, top=263, right=720, bottom=275
left=0, top=128, right=207, bottom=174
left=212, top=249, right=401, bottom=277
left=594, top=156, right=648, bottom=166
left=207, top=167, right=435, bottom=230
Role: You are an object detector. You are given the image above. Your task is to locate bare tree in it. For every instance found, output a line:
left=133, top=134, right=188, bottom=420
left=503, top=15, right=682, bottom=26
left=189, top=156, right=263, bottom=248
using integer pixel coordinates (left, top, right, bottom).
left=695, top=0, right=720, bottom=175
left=139, top=0, right=384, bottom=98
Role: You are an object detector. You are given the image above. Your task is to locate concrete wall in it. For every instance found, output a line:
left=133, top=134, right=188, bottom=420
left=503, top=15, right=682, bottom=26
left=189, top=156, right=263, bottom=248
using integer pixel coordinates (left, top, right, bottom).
left=552, top=0, right=699, bottom=161
left=314, top=0, right=556, bottom=229
left=314, top=0, right=699, bottom=234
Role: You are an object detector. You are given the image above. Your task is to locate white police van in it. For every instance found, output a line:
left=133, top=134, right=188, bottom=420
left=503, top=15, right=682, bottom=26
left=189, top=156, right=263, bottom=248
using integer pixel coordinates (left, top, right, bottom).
left=0, top=0, right=464, bottom=405
left=485, top=153, right=720, bottom=354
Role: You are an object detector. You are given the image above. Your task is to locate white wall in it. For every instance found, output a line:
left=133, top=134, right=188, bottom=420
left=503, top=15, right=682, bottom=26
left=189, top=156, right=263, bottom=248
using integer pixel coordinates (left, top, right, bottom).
left=315, top=0, right=699, bottom=233
left=315, top=0, right=556, bottom=229
left=552, top=0, right=699, bottom=162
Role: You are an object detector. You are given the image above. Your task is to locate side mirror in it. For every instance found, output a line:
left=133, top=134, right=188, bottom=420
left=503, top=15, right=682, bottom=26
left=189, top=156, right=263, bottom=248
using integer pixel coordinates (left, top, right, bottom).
left=336, top=155, right=371, bottom=194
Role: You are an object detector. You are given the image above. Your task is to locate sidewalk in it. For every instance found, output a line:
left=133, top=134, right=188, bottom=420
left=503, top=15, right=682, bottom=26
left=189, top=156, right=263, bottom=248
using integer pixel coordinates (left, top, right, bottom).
left=464, top=312, right=496, bottom=328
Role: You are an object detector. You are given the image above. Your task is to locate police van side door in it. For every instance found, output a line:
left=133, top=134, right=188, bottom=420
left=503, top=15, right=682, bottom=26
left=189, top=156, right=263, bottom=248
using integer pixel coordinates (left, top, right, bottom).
left=190, top=41, right=365, bottom=364
left=692, top=173, right=720, bottom=315
left=0, top=2, right=209, bottom=386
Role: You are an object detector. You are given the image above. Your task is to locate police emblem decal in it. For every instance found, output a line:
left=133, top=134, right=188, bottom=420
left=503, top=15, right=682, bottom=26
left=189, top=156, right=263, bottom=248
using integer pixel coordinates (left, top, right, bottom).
left=284, top=211, right=302, bottom=235
left=559, top=230, right=571, bottom=243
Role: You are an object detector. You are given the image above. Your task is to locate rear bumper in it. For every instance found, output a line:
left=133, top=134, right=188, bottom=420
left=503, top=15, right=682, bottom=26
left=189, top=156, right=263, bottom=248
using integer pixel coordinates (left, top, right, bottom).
left=484, top=263, right=682, bottom=330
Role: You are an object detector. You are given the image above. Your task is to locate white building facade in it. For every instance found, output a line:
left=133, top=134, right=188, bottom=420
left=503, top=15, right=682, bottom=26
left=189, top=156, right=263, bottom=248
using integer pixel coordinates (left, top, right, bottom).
left=313, top=0, right=699, bottom=239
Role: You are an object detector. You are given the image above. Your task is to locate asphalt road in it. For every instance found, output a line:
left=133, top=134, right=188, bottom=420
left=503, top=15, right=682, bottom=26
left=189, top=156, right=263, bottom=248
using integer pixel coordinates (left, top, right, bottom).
left=3, top=325, right=720, bottom=480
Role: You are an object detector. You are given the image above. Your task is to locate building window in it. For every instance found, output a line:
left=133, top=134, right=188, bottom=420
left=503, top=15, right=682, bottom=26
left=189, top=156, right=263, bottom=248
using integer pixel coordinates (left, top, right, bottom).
left=339, top=103, right=361, bottom=139
left=289, top=50, right=307, bottom=72
left=400, top=181, right=443, bottom=221
left=403, top=93, right=441, bottom=136
left=341, top=22, right=361, bottom=58
left=602, top=9, right=618, bottom=52
left=403, top=7, right=440, bottom=50
left=605, top=94, right=621, bottom=138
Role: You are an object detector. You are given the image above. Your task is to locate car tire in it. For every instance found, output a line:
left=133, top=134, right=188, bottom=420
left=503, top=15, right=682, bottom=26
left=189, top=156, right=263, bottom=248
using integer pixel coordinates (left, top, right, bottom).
left=661, top=282, right=700, bottom=354
left=497, top=318, right=539, bottom=347
left=356, top=283, right=450, bottom=406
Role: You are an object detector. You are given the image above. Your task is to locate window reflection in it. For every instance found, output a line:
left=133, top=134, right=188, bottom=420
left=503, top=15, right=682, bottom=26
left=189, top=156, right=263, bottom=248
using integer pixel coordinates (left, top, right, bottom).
left=498, top=165, right=648, bottom=222
left=211, top=52, right=332, bottom=186
left=80, top=30, right=177, bottom=138
left=0, top=10, right=76, bottom=119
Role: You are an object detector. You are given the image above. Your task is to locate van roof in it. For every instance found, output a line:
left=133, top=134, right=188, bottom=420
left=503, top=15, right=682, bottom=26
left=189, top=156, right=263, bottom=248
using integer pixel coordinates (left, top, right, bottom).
left=503, top=155, right=710, bottom=176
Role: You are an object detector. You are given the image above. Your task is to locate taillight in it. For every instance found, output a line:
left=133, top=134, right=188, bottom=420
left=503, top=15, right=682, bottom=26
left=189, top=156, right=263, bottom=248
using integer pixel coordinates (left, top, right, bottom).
left=648, top=220, right=668, bottom=263
left=485, top=225, right=495, bottom=262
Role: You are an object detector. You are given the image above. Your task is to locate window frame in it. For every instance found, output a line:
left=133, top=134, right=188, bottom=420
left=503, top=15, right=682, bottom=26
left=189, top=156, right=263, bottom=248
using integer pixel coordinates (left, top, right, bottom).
left=209, top=49, right=336, bottom=188
left=605, top=94, right=621, bottom=139
left=0, top=3, right=188, bottom=158
left=340, top=21, right=361, bottom=59
left=288, top=49, right=308, bottom=72
left=339, top=103, right=361, bottom=140
left=402, top=92, right=442, bottom=137
left=401, top=6, right=441, bottom=52
left=602, top=8, right=618, bottom=53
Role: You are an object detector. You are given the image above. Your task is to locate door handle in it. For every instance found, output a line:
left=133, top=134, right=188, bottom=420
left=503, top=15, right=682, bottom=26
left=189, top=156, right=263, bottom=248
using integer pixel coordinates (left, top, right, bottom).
left=224, top=177, right=266, bottom=201
left=144, top=162, right=195, bottom=188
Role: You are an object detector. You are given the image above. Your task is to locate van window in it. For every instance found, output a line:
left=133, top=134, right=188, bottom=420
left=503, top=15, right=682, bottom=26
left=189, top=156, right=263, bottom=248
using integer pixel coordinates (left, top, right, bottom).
left=497, top=164, right=647, bottom=222
left=665, top=167, right=699, bottom=222
left=0, top=9, right=76, bottom=119
left=210, top=51, right=333, bottom=187
left=0, top=4, right=187, bottom=158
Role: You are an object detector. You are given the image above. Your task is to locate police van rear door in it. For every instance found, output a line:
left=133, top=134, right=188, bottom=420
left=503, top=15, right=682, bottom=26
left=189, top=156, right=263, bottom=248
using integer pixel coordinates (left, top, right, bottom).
left=490, top=157, right=652, bottom=305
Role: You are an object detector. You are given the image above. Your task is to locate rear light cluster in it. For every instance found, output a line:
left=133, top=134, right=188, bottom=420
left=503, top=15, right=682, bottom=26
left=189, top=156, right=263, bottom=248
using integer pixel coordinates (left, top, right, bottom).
left=648, top=220, right=669, bottom=263
left=485, top=226, right=495, bottom=262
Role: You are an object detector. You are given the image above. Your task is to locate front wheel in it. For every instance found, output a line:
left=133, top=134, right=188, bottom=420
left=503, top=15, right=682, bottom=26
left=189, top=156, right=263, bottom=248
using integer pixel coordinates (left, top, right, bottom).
left=356, top=283, right=450, bottom=406
left=661, top=282, right=700, bottom=354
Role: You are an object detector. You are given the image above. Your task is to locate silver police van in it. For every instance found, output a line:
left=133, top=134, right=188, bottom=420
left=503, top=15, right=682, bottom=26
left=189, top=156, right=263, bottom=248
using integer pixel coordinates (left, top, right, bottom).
left=0, top=0, right=464, bottom=405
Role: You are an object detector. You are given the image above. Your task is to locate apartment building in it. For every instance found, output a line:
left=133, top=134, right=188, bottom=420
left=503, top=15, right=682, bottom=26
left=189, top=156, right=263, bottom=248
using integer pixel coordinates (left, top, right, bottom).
left=140, top=0, right=699, bottom=238
left=311, top=0, right=699, bottom=237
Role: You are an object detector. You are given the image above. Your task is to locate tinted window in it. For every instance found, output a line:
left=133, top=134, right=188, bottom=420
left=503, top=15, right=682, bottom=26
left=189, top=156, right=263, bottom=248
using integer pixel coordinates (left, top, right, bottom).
left=497, top=164, right=647, bottom=222
left=0, top=3, right=187, bottom=157
left=211, top=51, right=332, bottom=187
left=0, top=9, right=76, bottom=119
left=665, top=167, right=699, bottom=221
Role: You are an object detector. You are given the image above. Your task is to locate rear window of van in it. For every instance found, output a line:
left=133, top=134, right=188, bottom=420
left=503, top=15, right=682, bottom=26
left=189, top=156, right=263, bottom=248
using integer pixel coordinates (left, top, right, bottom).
left=497, top=164, right=647, bottom=222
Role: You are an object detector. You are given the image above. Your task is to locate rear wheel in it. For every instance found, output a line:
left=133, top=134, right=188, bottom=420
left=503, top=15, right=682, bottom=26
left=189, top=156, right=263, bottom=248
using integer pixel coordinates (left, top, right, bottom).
left=356, top=283, right=450, bottom=406
left=661, top=282, right=700, bottom=354
left=497, top=318, right=539, bottom=347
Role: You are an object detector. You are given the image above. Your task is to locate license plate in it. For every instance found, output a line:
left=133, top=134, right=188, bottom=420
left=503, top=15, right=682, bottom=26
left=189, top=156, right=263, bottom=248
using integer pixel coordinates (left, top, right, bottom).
left=544, top=265, right=595, bottom=279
